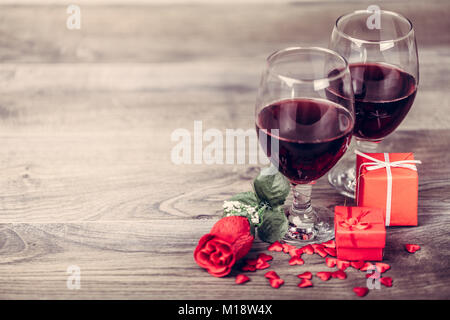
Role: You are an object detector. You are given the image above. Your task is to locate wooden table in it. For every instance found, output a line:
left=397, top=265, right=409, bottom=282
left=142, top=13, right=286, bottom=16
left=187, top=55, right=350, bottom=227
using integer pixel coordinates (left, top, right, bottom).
left=0, top=0, right=449, bottom=299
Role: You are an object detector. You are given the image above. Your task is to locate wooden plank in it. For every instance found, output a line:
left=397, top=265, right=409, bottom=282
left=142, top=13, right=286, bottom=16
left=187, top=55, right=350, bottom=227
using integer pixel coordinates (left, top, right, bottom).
left=0, top=129, right=448, bottom=223
left=0, top=2, right=449, bottom=63
left=0, top=216, right=448, bottom=299
left=0, top=214, right=450, bottom=299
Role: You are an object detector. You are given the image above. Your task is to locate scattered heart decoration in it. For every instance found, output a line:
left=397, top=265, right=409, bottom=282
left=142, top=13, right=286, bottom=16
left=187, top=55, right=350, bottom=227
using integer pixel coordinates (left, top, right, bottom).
left=405, top=244, right=421, bottom=253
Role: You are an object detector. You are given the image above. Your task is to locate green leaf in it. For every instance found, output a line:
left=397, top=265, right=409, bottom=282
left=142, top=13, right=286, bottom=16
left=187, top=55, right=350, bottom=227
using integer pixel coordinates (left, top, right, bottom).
left=257, top=206, right=288, bottom=243
left=253, top=167, right=290, bottom=207
left=229, top=192, right=259, bottom=207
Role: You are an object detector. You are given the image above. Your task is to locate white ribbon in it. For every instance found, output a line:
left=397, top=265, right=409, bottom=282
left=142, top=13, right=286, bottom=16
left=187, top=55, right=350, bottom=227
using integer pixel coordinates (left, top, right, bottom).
left=355, top=150, right=421, bottom=226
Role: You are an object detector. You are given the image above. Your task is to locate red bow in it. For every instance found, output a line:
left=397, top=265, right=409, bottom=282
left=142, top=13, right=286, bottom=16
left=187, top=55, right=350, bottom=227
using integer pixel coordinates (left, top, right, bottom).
left=339, top=209, right=371, bottom=230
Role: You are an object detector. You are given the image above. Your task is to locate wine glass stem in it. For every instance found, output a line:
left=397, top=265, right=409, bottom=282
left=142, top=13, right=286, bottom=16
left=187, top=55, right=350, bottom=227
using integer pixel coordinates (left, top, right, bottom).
left=356, top=139, right=379, bottom=153
left=291, top=183, right=314, bottom=222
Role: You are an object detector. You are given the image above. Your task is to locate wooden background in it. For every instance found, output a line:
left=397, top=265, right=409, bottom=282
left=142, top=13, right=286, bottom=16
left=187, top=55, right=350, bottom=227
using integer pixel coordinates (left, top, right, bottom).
left=0, top=0, right=449, bottom=299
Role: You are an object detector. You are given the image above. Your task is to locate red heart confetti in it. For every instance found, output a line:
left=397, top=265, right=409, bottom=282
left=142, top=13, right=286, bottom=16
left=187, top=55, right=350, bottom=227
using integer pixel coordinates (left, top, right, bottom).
left=350, top=260, right=365, bottom=270
left=301, top=244, right=314, bottom=255
left=315, top=247, right=328, bottom=258
left=256, top=260, right=271, bottom=270
left=235, top=274, right=250, bottom=284
left=289, top=248, right=301, bottom=257
left=241, top=264, right=256, bottom=272
left=264, top=271, right=280, bottom=280
left=353, top=287, right=369, bottom=297
left=316, top=271, right=332, bottom=281
left=269, top=278, right=284, bottom=289
left=332, top=270, right=347, bottom=280
left=297, top=272, right=312, bottom=280
left=405, top=244, right=421, bottom=253
left=380, top=277, right=393, bottom=287
left=244, top=258, right=258, bottom=266
left=297, top=279, right=313, bottom=288
left=322, top=240, right=336, bottom=248
left=323, top=247, right=336, bottom=257
left=337, top=259, right=350, bottom=271
left=360, top=262, right=374, bottom=272
left=258, top=253, right=273, bottom=262
left=375, top=262, right=390, bottom=273
left=312, top=243, right=325, bottom=251
left=325, top=257, right=337, bottom=268
left=282, top=243, right=296, bottom=254
left=289, top=256, right=305, bottom=266
left=268, top=241, right=283, bottom=252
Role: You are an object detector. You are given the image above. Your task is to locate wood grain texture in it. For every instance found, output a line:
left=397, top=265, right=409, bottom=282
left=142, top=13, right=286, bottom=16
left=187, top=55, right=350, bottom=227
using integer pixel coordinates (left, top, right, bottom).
left=0, top=0, right=449, bottom=299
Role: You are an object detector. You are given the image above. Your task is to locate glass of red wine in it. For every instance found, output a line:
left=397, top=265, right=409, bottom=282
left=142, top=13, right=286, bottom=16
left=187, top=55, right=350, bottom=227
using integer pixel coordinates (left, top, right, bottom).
left=255, top=47, right=355, bottom=244
left=327, top=10, right=419, bottom=198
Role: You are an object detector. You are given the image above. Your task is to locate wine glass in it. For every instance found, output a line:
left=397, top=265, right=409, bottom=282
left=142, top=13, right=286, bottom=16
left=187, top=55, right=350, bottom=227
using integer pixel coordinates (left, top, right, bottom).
left=255, top=47, right=355, bottom=244
left=327, top=10, right=419, bottom=198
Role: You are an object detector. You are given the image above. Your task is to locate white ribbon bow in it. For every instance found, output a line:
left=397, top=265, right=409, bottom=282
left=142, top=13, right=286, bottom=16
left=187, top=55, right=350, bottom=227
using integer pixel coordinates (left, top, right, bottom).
left=355, top=150, right=421, bottom=226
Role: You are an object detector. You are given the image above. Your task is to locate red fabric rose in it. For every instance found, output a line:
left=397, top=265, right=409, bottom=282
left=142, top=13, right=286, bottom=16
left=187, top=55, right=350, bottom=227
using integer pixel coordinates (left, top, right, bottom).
left=194, top=216, right=254, bottom=277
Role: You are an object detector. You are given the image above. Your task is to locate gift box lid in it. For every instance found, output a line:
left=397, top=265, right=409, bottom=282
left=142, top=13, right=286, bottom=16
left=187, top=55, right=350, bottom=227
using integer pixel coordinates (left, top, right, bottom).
left=335, top=206, right=386, bottom=248
left=356, top=153, right=417, bottom=180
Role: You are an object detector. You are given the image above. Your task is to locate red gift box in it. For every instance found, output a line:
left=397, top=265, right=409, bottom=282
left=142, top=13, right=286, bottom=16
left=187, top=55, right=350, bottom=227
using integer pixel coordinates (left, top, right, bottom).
left=335, top=206, right=386, bottom=261
left=355, top=151, right=421, bottom=226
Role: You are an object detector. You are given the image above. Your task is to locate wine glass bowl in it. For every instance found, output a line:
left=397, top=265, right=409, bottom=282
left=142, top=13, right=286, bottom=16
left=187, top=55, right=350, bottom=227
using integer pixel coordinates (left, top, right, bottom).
left=327, top=10, right=419, bottom=197
left=255, top=47, right=355, bottom=244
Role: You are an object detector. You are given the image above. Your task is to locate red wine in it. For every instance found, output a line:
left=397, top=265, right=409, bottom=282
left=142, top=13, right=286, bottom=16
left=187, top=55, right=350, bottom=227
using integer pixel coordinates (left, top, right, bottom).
left=328, top=62, right=417, bottom=141
left=256, top=98, right=353, bottom=184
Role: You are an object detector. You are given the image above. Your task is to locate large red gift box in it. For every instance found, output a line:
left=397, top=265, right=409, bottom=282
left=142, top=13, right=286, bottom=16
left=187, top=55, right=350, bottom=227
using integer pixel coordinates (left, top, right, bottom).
left=355, top=152, right=420, bottom=226
left=335, top=206, right=386, bottom=261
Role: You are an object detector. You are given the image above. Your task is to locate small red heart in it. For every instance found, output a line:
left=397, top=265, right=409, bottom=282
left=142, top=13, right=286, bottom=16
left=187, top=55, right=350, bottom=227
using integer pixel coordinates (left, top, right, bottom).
left=315, top=247, right=328, bottom=258
left=360, top=262, right=374, bottom=272
left=256, top=259, right=271, bottom=270
left=241, top=264, right=256, bottom=272
left=322, top=240, right=336, bottom=248
left=268, top=241, right=283, bottom=252
left=316, top=271, right=332, bottom=281
left=297, top=279, right=313, bottom=288
left=235, top=274, right=250, bottom=284
left=337, top=259, right=350, bottom=271
left=244, top=258, right=258, bottom=266
left=325, top=257, right=337, bottom=268
left=323, top=247, right=336, bottom=257
left=375, top=262, right=390, bottom=273
left=405, top=244, right=421, bottom=253
left=269, top=278, right=284, bottom=289
left=350, top=260, right=365, bottom=270
left=353, top=287, right=369, bottom=297
left=301, top=244, right=314, bottom=255
left=289, top=248, right=301, bottom=257
left=297, top=272, right=312, bottom=280
left=289, top=256, right=305, bottom=266
left=332, top=269, right=347, bottom=280
left=258, top=253, right=273, bottom=262
left=312, top=243, right=324, bottom=251
left=380, top=277, right=393, bottom=287
left=282, top=243, right=296, bottom=254
left=264, top=271, right=280, bottom=280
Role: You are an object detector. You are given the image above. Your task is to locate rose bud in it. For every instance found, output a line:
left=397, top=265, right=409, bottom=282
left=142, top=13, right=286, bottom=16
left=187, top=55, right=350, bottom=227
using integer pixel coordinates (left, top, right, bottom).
left=194, top=216, right=254, bottom=277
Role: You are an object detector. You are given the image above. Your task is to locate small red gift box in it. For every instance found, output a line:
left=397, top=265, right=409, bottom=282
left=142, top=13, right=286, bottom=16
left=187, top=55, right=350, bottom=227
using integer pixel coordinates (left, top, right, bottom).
left=335, top=206, right=386, bottom=261
left=355, top=152, right=421, bottom=226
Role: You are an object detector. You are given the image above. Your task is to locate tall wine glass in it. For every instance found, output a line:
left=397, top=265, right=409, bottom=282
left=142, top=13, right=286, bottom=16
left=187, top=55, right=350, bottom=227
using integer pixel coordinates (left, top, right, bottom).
left=327, top=10, right=419, bottom=198
left=255, top=47, right=355, bottom=244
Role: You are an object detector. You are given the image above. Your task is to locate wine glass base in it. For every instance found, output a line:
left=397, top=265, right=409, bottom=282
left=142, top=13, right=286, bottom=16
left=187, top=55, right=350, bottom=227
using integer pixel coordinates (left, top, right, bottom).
left=282, top=207, right=334, bottom=245
left=327, top=162, right=356, bottom=199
